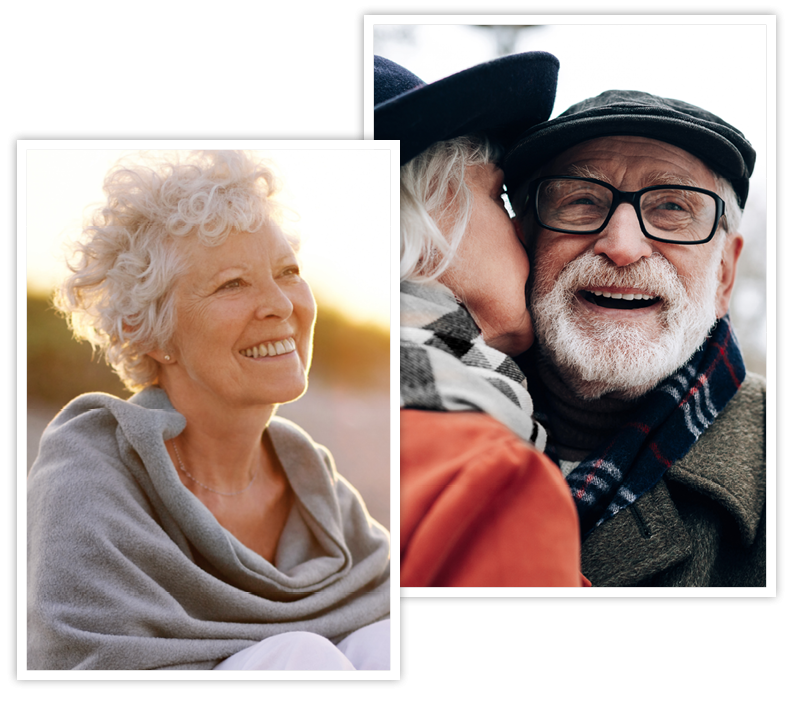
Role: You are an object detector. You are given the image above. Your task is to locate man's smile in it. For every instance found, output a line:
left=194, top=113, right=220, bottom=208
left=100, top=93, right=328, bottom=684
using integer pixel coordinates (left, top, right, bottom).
left=579, top=289, right=662, bottom=310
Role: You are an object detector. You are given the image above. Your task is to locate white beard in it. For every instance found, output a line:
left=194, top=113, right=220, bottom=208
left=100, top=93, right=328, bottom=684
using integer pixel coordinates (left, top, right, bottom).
left=531, top=250, right=723, bottom=400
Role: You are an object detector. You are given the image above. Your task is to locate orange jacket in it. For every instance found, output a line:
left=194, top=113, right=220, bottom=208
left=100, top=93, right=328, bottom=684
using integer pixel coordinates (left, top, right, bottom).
left=401, top=409, right=588, bottom=587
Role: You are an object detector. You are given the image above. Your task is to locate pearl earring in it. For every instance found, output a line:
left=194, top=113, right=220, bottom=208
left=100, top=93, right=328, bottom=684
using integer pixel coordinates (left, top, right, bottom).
left=164, top=355, right=171, bottom=361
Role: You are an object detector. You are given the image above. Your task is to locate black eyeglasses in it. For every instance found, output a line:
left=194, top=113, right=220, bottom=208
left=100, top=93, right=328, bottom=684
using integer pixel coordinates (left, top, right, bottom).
left=523, top=176, right=726, bottom=245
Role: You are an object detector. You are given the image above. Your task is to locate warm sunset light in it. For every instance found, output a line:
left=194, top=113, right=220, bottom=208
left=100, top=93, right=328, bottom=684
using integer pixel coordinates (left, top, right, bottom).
left=25, top=144, right=392, bottom=330
left=24, top=142, right=395, bottom=534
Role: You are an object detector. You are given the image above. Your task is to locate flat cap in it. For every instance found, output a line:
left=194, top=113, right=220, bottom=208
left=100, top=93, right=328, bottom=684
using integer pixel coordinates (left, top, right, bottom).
left=504, top=89, right=756, bottom=207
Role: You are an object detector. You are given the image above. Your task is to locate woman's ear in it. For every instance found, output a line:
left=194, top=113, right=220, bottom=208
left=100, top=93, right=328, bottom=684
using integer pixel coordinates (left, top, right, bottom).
left=128, top=324, right=174, bottom=363
left=146, top=349, right=175, bottom=364
left=512, top=216, right=525, bottom=245
left=138, top=326, right=176, bottom=364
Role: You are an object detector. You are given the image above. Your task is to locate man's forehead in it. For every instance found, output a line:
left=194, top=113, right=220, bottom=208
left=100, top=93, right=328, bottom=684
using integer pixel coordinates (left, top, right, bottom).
left=544, top=135, right=716, bottom=187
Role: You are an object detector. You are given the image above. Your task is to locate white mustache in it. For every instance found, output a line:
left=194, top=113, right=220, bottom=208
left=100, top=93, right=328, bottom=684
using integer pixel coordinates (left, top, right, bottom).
left=543, top=251, right=686, bottom=305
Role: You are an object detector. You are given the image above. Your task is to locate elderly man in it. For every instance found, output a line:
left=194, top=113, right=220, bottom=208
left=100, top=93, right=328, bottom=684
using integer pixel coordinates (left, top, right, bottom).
left=504, top=90, right=766, bottom=587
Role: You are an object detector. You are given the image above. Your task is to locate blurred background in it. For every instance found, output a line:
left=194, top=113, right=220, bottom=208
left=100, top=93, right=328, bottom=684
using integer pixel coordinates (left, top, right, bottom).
left=25, top=145, right=391, bottom=529
left=374, top=21, right=769, bottom=377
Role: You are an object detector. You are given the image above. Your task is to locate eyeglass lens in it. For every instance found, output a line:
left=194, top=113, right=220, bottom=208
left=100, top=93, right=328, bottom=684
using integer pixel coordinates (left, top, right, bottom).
left=536, top=179, right=718, bottom=242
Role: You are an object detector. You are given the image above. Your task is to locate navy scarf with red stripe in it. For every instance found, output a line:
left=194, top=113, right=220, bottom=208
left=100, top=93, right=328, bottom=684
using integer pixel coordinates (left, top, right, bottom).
left=564, top=315, right=746, bottom=538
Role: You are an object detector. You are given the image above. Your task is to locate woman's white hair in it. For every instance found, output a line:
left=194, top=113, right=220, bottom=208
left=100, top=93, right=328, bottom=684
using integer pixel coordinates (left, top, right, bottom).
left=55, top=150, right=292, bottom=392
left=401, top=134, right=502, bottom=282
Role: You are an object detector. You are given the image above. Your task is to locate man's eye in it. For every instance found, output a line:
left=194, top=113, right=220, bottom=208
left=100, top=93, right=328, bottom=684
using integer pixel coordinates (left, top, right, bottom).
left=655, top=201, right=687, bottom=212
left=570, top=196, right=598, bottom=205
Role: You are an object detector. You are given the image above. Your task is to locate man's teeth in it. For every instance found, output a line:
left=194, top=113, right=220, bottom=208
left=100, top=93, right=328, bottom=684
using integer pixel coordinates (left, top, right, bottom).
left=240, top=338, right=296, bottom=358
left=588, top=290, right=656, bottom=301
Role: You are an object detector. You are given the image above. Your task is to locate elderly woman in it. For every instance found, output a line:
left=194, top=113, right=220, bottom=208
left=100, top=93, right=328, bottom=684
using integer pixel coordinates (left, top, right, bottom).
left=27, top=150, right=390, bottom=670
left=375, top=55, right=586, bottom=587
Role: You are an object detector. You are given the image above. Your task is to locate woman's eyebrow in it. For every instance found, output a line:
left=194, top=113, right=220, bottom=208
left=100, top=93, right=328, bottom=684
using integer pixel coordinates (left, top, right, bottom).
left=212, top=263, right=248, bottom=277
left=205, top=264, right=249, bottom=286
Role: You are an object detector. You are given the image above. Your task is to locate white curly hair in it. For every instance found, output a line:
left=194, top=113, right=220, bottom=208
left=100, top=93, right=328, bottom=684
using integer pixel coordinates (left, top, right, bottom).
left=55, top=150, right=293, bottom=392
left=400, top=134, right=503, bottom=282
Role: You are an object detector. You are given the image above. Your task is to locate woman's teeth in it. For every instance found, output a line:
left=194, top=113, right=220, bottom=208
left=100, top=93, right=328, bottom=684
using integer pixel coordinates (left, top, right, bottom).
left=240, top=338, right=296, bottom=358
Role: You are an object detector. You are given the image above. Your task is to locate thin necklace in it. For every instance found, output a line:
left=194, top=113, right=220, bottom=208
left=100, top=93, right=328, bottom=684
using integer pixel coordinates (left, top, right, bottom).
left=171, top=439, right=257, bottom=496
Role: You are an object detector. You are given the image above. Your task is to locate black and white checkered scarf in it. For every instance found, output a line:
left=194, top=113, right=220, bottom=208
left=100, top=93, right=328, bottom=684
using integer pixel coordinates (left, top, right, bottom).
left=400, top=279, right=546, bottom=449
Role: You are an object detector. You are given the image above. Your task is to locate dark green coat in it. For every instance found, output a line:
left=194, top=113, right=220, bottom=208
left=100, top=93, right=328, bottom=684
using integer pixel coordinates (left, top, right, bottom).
left=581, top=373, right=767, bottom=587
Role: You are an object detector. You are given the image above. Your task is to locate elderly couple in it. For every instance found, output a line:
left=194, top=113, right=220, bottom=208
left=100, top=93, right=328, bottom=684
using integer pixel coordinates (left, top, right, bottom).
left=377, top=52, right=765, bottom=588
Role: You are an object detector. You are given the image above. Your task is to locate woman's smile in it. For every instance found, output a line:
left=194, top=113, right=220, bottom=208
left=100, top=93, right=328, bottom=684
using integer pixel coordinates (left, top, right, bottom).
left=239, top=337, right=297, bottom=359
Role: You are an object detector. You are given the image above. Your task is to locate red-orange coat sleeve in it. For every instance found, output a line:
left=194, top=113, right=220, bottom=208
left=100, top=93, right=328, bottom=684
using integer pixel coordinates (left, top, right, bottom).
left=400, top=409, right=588, bottom=587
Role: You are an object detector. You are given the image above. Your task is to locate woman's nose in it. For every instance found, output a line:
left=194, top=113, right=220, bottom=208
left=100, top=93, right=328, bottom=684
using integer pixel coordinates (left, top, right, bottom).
left=593, top=203, right=654, bottom=267
left=255, top=280, right=293, bottom=320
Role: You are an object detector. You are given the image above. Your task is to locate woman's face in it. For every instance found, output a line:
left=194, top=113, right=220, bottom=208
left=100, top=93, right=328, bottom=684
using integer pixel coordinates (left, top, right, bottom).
left=156, top=225, right=316, bottom=411
left=439, top=163, right=534, bottom=356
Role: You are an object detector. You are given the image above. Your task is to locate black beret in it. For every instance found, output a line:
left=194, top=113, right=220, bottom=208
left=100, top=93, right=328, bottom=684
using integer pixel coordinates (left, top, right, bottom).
left=504, top=89, right=756, bottom=208
left=374, top=53, right=560, bottom=165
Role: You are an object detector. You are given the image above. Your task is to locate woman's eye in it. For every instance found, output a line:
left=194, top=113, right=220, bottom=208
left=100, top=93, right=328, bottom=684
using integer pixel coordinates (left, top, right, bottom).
left=218, top=279, right=243, bottom=291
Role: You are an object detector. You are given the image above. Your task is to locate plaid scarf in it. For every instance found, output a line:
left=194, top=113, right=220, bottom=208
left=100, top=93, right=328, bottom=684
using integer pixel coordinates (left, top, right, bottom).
left=401, top=279, right=546, bottom=449
left=559, top=314, right=746, bottom=538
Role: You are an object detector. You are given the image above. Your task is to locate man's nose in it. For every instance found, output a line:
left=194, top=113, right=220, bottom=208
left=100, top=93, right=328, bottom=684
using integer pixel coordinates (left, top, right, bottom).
left=593, top=203, right=654, bottom=267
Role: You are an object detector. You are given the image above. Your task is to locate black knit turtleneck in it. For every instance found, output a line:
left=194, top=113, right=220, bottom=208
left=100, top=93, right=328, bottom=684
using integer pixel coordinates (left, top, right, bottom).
left=517, top=344, right=644, bottom=471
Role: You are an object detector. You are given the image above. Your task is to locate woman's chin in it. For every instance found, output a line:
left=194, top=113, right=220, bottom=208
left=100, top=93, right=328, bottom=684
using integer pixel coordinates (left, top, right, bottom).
left=246, top=376, right=309, bottom=408
left=485, top=328, right=535, bottom=358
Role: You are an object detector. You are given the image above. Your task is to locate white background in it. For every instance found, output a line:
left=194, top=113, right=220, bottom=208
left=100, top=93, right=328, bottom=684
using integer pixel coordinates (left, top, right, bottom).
left=9, top=0, right=798, bottom=692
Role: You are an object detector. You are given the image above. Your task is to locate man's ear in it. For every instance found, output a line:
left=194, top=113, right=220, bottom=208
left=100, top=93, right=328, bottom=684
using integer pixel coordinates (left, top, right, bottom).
left=715, top=232, right=744, bottom=318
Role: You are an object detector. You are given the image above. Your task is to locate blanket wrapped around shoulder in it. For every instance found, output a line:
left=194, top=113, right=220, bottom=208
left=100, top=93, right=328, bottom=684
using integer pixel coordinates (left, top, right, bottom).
left=27, top=387, right=390, bottom=670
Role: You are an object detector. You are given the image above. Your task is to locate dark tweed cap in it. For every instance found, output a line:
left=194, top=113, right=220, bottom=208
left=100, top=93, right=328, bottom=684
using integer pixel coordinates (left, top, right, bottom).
left=503, top=89, right=756, bottom=208
left=374, top=53, right=559, bottom=165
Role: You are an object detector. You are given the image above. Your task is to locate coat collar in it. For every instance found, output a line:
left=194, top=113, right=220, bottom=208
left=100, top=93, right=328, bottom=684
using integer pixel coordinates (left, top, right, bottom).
left=666, top=373, right=766, bottom=547
left=580, top=374, right=765, bottom=586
